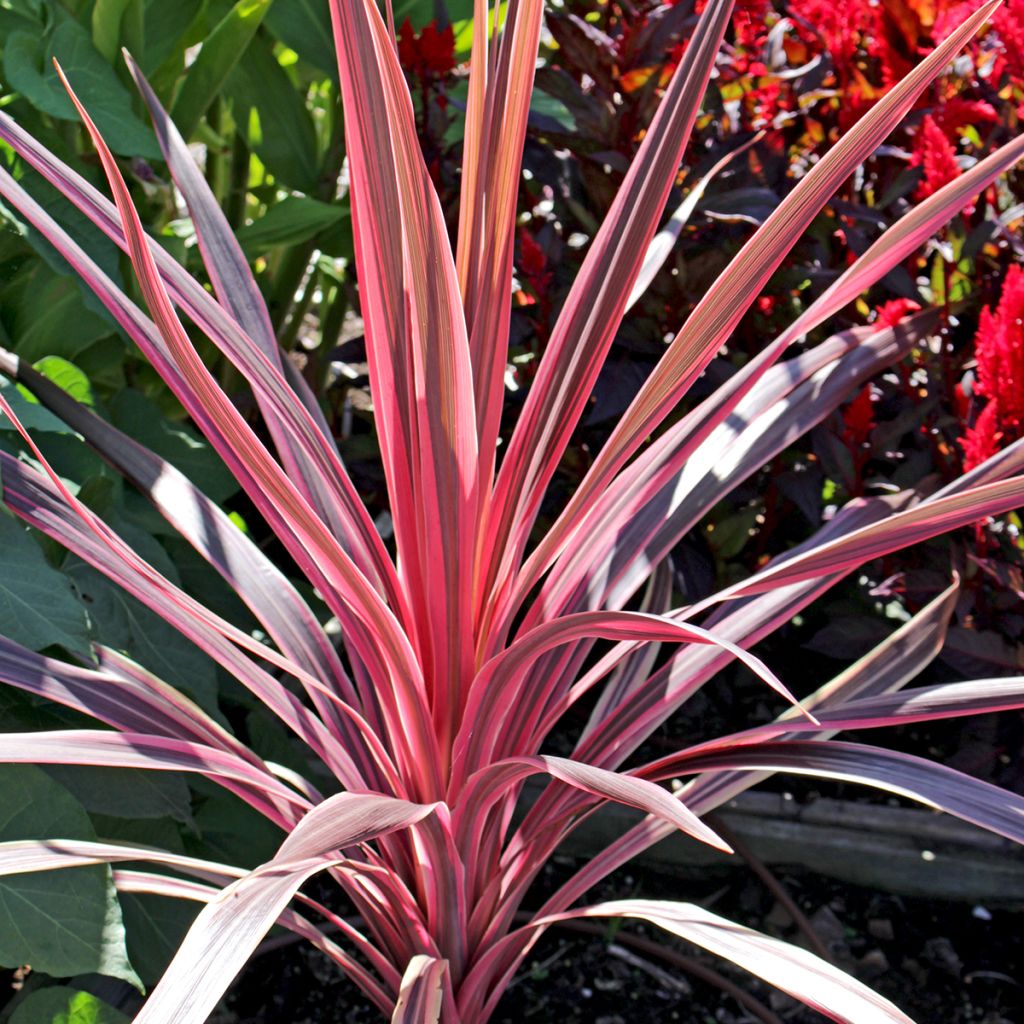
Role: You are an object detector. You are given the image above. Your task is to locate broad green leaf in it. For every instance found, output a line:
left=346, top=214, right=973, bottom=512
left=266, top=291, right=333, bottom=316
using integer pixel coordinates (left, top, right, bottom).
left=0, top=7, right=39, bottom=37
left=0, top=765, right=139, bottom=988
left=8, top=986, right=130, bottom=1024
left=528, top=90, right=577, bottom=132
left=44, top=766, right=194, bottom=825
left=2, top=0, right=44, bottom=15
left=264, top=0, right=336, bottom=77
left=0, top=168, right=124, bottom=286
left=187, top=777, right=282, bottom=869
left=89, top=801, right=197, bottom=986
left=225, top=35, right=320, bottom=192
left=3, top=23, right=160, bottom=158
left=118, top=891, right=200, bottom=989
left=141, top=0, right=204, bottom=74
left=452, top=4, right=508, bottom=58
left=109, top=389, right=238, bottom=503
left=236, top=196, right=346, bottom=256
left=64, top=561, right=219, bottom=711
left=0, top=513, right=92, bottom=660
left=34, top=356, right=95, bottom=407
left=169, top=0, right=276, bottom=141
left=0, top=379, right=77, bottom=436
left=5, top=269, right=115, bottom=364
left=65, top=335, right=129, bottom=396
left=92, top=0, right=133, bottom=61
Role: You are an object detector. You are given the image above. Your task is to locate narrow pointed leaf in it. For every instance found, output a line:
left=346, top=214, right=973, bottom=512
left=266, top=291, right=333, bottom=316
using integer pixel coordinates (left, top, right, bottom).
left=391, top=955, right=447, bottom=1023
left=485, top=0, right=735, bottom=614
left=456, top=754, right=728, bottom=853
left=133, top=795, right=437, bottom=1024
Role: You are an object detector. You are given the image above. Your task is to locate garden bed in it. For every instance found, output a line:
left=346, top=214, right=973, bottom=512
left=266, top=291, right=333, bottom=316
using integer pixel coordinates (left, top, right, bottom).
left=206, top=847, right=1024, bottom=1024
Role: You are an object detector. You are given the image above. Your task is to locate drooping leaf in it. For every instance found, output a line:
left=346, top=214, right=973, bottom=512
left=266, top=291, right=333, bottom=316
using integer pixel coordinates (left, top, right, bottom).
left=132, top=794, right=436, bottom=1024
left=391, top=955, right=447, bottom=1023
left=545, top=901, right=914, bottom=1024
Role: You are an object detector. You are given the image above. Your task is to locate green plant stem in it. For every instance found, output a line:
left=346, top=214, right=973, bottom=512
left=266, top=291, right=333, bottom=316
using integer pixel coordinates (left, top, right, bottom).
left=268, top=243, right=317, bottom=336
left=320, top=280, right=351, bottom=354
left=204, top=99, right=228, bottom=204
left=277, top=267, right=318, bottom=353
left=269, top=100, right=347, bottom=337
left=225, top=130, right=251, bottom=231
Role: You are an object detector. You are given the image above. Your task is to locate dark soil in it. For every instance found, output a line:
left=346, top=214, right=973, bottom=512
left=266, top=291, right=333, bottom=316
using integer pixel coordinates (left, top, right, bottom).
left=202, top=859, right=1023, bottom=1024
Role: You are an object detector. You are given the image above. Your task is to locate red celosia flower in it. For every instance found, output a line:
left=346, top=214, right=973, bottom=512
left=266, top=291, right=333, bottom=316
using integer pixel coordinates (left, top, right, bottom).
left=961, top=400, right=1003, bottom=471
left=959, top=265, right=1024, bottom=470
left=874, top=298, right=922, bottom=329
left=397, top=18, right=456, bottom=77
left=788, top=0, right=869, bottom=68
left=911, top=115, right=968, bottom=211
left=992, top=0, right=1024, bottom=80
left=934, top=96, right=999, bottom=139
left=518, top=229, right=550, bottom=286
left=975, top=265, right=1024, bottom=429
left=842, top=384, right=876, bottom=449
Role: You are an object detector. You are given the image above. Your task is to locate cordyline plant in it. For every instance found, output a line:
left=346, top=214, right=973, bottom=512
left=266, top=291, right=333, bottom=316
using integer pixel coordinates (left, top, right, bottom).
left=1, top=0, right=1024, bottom=1020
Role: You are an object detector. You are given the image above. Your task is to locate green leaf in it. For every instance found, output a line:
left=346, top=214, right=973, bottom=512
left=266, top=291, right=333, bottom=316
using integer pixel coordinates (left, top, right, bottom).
left=43, top=766, right=194, bottom=825
left=33, top=357, right=95, bottom=407
left=225, top=34, right=320, bottom=192
left=8, top=986, right=130, bottom=1024
left=529, top=90, right=577, bottom=132
left=118, top=891, right=199, bottom=989
left=264, top=0, right=336, bottom=77
left=169, top=0, right=276, bottom=140
left=0, top=379, right=77, bottom=436
left=392, top=0, right=473, bottom=28
left=0, top=7, right=39, bottom=38
left=3, top=22, right=160, bottom=158
left=64, top=561, right=219, bottom=711
left=0, top=168, right=124, bottom=287
left=236, top=195, right=346, bottom=257
left=451, top=3, right=508, bottom=57
left=0, top=513, right=92, bottom=660
left=92, top=0, right=133, bottom=62
left=186, top=777, right=282, bottom=869
left=5, top=268, right=116, bottom=364
left=141, top=0, right=204, bottom=75
left=108, top=389, right=238, bottom=503
left=0, top=765, right=139, bottom=989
